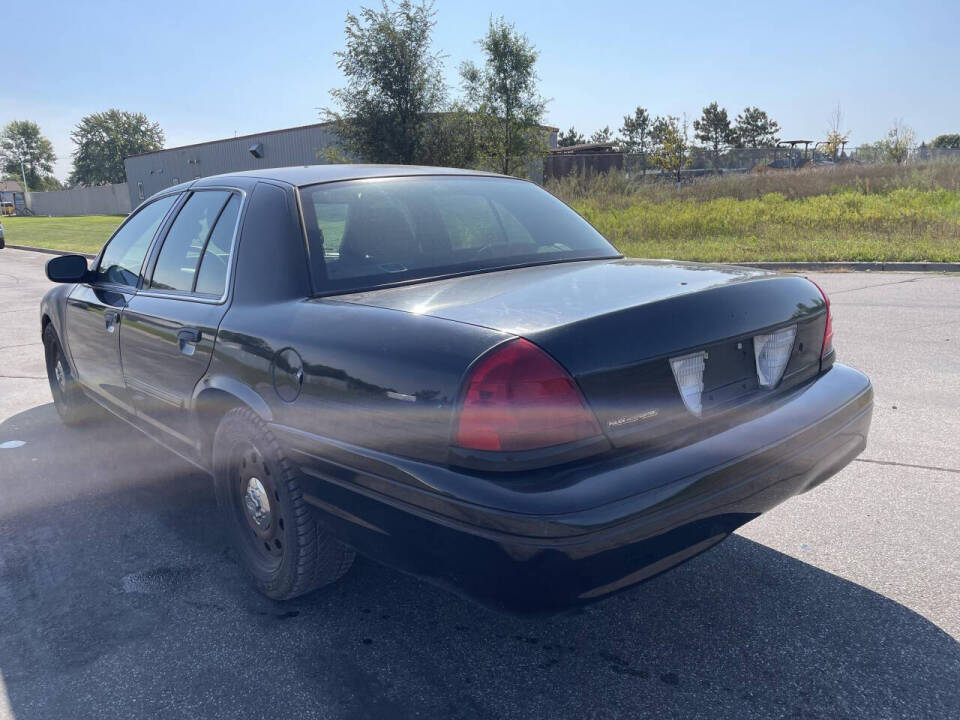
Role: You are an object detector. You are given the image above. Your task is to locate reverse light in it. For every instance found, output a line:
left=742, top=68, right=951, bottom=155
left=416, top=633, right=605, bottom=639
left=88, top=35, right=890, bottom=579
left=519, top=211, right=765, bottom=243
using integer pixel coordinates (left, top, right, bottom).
left=809, top=279, right=834, bottom=358
left=754, top=325, right=798, bottom=388
left=454, top=339, right=601, bottom=452
left=670, top=351, right=707, bottom=417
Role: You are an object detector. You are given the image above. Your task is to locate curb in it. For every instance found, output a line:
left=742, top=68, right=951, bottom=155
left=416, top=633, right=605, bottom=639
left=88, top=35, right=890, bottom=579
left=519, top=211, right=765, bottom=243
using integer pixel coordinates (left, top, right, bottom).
left=741, top=261, right=960, bottom=273
left=3, top=244, right=958, bottom=273
left=4, top=244, right=96, bottom=260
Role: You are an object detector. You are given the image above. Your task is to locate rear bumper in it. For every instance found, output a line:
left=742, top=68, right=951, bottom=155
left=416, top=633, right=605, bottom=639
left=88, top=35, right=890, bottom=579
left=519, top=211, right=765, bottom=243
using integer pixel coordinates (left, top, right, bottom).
left=275, top=364, right=873, bottom=613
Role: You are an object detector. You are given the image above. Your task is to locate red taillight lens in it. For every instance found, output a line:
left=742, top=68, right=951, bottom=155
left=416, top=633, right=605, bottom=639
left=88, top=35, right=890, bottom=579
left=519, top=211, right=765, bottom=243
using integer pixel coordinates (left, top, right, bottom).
left=810, top=279, right=834, bottom=358
left=454, top=339, right=602, bottom=452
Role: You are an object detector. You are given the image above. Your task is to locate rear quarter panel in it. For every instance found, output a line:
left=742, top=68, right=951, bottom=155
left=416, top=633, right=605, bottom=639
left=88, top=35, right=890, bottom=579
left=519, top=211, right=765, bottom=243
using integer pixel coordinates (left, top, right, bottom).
left=208, top=299, right=510, bottom=465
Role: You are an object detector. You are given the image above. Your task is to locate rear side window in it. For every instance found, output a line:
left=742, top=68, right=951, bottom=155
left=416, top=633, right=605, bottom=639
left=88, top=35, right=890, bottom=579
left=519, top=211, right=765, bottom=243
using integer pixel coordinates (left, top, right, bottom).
left=300, top=176, right=618, bottom=294
left=194, top=194, right=241, bottom=296
left=96, top=194, right=177, bottom=287
left=150, top=191, right=231, bottom=292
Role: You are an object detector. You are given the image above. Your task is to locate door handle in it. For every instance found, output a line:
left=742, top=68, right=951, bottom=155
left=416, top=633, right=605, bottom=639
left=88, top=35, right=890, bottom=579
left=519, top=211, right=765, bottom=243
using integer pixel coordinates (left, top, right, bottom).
left=177, top=327, right=202, bottom=355
left=178, top=327, right=201, bottom=343
left=104, top=310, right=120, bottom=332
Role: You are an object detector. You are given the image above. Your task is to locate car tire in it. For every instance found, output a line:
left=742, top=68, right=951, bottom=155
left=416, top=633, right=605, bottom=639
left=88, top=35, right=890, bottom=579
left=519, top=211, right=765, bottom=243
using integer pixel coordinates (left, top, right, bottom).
left=43, top=324, right=99, bottom=426
left=212, top=407, right=355, bottom=600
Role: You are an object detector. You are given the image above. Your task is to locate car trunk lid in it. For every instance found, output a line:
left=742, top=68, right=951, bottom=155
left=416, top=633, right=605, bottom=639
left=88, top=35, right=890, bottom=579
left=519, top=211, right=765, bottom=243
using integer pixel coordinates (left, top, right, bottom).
left=339, top=258, right=828, bottom=448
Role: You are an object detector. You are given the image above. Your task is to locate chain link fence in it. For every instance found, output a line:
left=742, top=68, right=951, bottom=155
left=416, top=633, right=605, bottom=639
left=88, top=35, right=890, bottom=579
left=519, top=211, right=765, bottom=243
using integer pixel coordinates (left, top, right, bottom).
left=543, top=146, right=960, bottom=183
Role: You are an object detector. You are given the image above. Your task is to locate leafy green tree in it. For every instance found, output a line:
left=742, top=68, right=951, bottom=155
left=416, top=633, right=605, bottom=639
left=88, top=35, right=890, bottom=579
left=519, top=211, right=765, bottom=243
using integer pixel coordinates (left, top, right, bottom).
left=460, top=16, right=548, bottom=175
left=881, top=120, right=915, bottom=165
left=651, top=115, right=692, bottom=185
left=70, top=109, right=164, bottom=185
left=324, top=0, right=446, bottom=164
left=931, top=134, right=960, bottom=149
left=732, top=106, right=780, bottom=148
left=0, top=120, right=58, bottom=191
left=693, top=102, right=733, bottom=166
left=420, top=104, right=482, bottom=168
left=558, top=126, right=585, bottom=147
left=589, top=126, right=612, bottom=144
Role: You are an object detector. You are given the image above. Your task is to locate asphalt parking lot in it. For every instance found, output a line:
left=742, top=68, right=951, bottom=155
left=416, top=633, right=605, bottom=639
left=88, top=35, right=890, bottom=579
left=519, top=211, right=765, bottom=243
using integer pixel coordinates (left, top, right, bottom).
left=0, top=247, right=957, bottom=719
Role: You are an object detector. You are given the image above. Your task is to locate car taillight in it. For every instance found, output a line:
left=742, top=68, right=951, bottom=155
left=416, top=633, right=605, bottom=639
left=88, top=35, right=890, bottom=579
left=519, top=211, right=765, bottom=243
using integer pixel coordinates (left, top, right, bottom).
left=454, top=338, right=601, bottom=452
left=810, top=279, right=834, bottom=358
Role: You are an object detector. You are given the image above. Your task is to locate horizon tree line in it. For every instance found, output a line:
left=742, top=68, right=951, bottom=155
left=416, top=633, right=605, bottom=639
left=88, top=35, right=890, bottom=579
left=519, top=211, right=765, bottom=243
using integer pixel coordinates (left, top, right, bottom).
left=3, top=0, right=959, bottom=191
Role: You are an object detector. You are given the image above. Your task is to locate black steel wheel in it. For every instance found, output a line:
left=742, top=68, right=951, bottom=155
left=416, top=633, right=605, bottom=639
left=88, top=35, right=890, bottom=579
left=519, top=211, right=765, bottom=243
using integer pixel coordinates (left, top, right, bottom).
left=42, top=324, right=99, bottom=426
left=212, top=407, right=355, bottom=599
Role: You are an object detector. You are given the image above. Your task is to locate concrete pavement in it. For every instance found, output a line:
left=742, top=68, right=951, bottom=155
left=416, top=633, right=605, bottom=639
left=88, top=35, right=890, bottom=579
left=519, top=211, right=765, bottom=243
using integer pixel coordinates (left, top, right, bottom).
left=0, top=248, right=957, bottom=719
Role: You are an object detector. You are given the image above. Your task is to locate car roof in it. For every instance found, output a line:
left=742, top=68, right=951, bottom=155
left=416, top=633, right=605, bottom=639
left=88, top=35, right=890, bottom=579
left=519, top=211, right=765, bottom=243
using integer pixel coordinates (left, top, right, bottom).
left=196, top=164, right=506, bottom=188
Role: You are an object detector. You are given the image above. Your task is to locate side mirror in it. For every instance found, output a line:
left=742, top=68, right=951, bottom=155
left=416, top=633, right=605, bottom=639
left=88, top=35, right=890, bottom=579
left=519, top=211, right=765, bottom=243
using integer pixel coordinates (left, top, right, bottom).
left=46, top=254, right=90, bottom=283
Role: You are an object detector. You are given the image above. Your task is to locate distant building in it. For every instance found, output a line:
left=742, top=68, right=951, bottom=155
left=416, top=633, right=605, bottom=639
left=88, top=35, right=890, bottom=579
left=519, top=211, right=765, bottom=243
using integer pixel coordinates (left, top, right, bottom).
left=123, top=120, right=559, bottom=209
left=0, top=179, right=27, bottom=214
left=123, top=122, right=339, bottom=209
left=545, top=143, right=623, bottom=180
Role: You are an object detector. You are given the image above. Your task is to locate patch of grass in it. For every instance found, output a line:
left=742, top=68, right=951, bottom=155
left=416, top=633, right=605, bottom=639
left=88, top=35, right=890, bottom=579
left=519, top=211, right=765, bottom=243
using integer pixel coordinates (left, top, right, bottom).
left=573, top=188, right=960, bottom=262
left=4, top=163, right=960, bottom=262
left=551, top=162, right=960, bottom=262
left=2, top=215, right=123, bottom=255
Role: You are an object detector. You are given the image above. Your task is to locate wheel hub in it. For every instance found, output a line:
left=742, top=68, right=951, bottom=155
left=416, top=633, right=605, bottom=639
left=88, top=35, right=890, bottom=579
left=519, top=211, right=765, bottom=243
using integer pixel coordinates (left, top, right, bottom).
left=54, top=360, right=65, bottom=389
left=243, top=476, right=272, bottom=532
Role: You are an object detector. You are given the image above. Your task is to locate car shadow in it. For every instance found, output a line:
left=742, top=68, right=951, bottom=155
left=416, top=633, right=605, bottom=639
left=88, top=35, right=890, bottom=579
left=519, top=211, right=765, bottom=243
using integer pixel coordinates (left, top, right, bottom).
left=0, top=403, right=957, bottom=719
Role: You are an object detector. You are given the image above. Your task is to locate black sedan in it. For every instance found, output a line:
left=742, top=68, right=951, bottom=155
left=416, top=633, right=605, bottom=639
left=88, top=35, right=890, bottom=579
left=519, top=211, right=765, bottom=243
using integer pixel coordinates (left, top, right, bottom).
left=40, top=165, right=873, bottom=613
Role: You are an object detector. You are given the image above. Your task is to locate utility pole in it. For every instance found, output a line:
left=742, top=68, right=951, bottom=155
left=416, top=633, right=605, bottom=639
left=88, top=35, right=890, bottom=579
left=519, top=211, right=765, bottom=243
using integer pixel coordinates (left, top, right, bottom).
left=18, top=139, right=28, bottom=193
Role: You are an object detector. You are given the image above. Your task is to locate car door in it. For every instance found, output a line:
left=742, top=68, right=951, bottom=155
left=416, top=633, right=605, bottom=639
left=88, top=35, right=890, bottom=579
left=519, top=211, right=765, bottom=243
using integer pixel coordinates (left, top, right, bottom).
left=119, top=189, right=243, bottom=455
left=65, top=194, right=179, bottom=414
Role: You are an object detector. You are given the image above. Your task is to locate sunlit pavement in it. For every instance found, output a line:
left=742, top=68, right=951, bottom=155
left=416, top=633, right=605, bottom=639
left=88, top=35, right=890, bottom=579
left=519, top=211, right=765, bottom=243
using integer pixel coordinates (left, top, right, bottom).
left=1, top=247, right=957, bottom=719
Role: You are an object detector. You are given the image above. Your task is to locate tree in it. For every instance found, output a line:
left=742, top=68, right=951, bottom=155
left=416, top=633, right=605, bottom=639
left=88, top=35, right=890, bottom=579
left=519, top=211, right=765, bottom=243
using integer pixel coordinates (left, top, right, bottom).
left=460, top=16, right=547, bottom=175
left=619, top=106, right=652, bottom=175
left=0, top=120, right=58, bottom=191
left=822, top=104, right=850, bottom=161
left=733, top=106, right=780, bottom=148
left=419, top=104, right=482, bottom=168
left=931, top=134, right=960, bottom=149
left=693, top=102, right=733, bottom=166
left=589, top=126, right=612, bottom=144
left=881, top=120, right=915, bottom=165
left=651, top=115, right=692, bottom=186
left=618, top=106, right=651, bottom=153
left=324, top=0, right=446, bottom=164
left=558, top=126, right=585, bottom=147
left=649, top=115, right=673, bottom=150
left=70, top=109, right=164, bottom=186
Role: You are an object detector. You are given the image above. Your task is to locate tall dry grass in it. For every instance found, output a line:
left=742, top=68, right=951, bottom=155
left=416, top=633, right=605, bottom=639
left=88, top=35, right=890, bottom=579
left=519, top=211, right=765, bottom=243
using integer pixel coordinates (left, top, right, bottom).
left=546, top=161, right=960, bottom=209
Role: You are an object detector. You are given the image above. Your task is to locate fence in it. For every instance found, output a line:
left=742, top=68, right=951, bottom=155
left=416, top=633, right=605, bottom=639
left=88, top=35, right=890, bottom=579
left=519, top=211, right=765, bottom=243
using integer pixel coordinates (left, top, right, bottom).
left=27, top=183, right=131, bottom=216
left=543, top=146, right=960, bottom=182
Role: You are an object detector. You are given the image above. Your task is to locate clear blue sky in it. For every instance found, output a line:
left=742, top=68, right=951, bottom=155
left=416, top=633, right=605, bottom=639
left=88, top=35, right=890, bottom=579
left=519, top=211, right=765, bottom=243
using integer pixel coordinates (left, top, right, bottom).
left=6, top=0, right=958, bottom=180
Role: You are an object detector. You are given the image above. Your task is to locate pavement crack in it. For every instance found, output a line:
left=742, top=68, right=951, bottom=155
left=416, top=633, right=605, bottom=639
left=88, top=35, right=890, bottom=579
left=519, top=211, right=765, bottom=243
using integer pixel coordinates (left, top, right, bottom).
left=830, top=276, right=933, bottom=296
left=855, top=457, right=960, bottom=475
left=0, top=374, right=46, bottom=380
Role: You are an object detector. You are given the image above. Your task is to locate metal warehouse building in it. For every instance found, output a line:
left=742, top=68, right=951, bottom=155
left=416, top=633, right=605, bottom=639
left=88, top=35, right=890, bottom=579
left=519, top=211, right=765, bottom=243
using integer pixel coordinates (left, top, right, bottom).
left=123, top=121, right=558, bottom=209
left=123, top=122, right=340, bottom=209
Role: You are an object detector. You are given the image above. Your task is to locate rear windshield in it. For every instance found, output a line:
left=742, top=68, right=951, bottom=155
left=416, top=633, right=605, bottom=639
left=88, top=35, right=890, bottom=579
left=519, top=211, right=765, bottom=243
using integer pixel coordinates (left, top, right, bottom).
left=299, top=175, right=619, bottom=294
